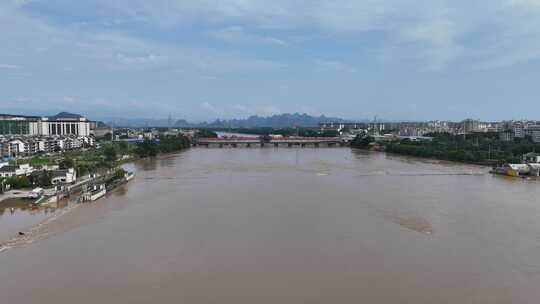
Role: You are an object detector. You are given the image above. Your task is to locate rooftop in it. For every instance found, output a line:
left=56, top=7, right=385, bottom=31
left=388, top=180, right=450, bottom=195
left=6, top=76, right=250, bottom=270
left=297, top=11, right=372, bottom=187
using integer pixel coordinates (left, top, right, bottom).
left=0, top=165, right=18, bottom=172
left=48, top=112, right=84, bottom=121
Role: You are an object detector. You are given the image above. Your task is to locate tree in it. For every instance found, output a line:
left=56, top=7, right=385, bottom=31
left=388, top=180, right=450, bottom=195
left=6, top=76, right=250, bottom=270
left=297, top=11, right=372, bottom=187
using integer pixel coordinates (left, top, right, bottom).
left=103, top=132, right=113, bottom=141
left=59, top=157, right=75, bottom=169
left=6, top=176, right=30, bottom=189
left=117, top=141, right=129, bottom=152
left=29, top=170, right=52, bottom=187
left=103, top=145, right=118, bottom=163
left=321, top=130, right=340, bottom=137
left=196, top=129, right=218, bottom=138
left=351, top=135, right=375, bottom=148
left=135, top=139, right=159, bottom=157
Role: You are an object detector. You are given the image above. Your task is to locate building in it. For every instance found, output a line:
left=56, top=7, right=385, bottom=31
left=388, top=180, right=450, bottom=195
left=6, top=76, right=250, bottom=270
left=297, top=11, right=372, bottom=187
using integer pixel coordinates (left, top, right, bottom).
left=523, top=152, right=540, bottom=164
left=525, top=125, right=540, bottom=143
left=0, top=166, right=18, bottom=178
left=0, top=135, right=95, bottom=158
left=320, top=122, right=369, bottom=133
left=0, top=164, right=33, bottom=178
left=0, top=112, right=93, bottom=137
left=499, top=130, right=513, bottom=142
left=513, top=122, right=525, bottom=138
left=92, top=127, right=113, bottom=138
left=461, top=119, right=480, bottom=134
left=51, top=168, right=77, bottom=185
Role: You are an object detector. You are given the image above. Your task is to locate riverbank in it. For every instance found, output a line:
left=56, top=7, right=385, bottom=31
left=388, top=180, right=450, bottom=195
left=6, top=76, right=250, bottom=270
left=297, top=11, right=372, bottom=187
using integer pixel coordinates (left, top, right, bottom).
left=351, top=132, right=540, bottom=167
left=351, top=146, right=494, bottom=167
left=0, top=148, right=192, bottom=249
left=0, top=166, right=136, bottom=249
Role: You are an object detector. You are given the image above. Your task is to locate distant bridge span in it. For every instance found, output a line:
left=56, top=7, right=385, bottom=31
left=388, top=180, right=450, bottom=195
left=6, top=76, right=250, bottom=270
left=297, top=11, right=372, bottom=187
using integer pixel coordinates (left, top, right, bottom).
left=195, top=137, right=349, bottom=148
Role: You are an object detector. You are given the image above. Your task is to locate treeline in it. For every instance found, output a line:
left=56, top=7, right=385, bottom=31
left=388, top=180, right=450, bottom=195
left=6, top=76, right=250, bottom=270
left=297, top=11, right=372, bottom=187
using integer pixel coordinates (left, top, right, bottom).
left=0, top=176, right=30, bottom=189
left=351, top=135, right=374, bottom=148
left=384, top=142, right=497, bottom=164
left=134, top=136, right=190, bottom=157
left=196, top=129, right=218, bottom=138
left=58, top=142, right=133, bottom=177
left=352, top=132, right=540, bottom=165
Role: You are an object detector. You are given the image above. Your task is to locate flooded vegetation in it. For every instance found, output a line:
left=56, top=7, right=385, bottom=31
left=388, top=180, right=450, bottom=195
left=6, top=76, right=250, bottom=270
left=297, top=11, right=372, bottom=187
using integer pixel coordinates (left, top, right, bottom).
left=1, top=148, right=540, bottom=303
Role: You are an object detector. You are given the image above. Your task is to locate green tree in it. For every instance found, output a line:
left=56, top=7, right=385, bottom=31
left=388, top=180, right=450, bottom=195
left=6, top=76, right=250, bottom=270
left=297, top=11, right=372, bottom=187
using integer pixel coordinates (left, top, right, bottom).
left=59, top=157, right=75, bottom=169
left=103, top=145, right=118, bottom=163
left=196, top=129, right=218, bottom=138
left=351, top=135, right=375, bottom=148
left=6, top=176, right=30, bottom=189
left=135, top=139, right=159, bottom=157
left=30, top=170, right=52, bottom=187
left=321, top=130, right=340, bottom=137
left=103, top=132, right=113, bottom=141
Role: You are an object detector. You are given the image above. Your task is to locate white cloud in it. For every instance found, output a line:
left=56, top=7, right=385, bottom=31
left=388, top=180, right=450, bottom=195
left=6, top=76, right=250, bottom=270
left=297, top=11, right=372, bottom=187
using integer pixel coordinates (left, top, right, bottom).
left=208, top=26, right=288, bottom=46
left=5, top=0, right=540, bottom=120
left=232, top=104, right=250, bottom=113
left=314, top=59, right=356, bottom=73
left=0, top=64, right=21, bottom=69
left=200, top=102, right=220, bottom=113
left=10, top=0, right=540, bottom=70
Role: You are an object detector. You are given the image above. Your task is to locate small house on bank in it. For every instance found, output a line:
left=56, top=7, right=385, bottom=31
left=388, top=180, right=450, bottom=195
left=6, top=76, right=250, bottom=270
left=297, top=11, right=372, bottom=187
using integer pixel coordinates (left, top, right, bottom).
left=522, top=152, right=540, bottom=164
left=51, top=168, right=77, bottom=185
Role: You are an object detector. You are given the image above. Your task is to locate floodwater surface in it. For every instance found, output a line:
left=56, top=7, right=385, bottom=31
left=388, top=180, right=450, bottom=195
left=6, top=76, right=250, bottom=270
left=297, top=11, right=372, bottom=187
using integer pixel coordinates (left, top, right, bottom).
left=1, top=148, right=540, bottom=303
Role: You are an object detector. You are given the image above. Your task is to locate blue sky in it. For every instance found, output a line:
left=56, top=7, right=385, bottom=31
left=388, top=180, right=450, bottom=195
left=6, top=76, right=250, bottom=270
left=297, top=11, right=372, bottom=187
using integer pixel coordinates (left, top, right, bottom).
left=1, top=0, right=540, bottom=121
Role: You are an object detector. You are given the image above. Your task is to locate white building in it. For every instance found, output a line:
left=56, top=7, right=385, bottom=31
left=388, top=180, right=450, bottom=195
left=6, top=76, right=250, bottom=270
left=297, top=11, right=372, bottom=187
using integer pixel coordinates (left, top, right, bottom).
left=513, top=123, right=525, bottom=138
left=0, top=164, right=34, bottom=178
left=51, top=168, right=77, bottom=185
left=523, top=153, right=540, bottom=164
left=0, top=112, right=92, bottom=137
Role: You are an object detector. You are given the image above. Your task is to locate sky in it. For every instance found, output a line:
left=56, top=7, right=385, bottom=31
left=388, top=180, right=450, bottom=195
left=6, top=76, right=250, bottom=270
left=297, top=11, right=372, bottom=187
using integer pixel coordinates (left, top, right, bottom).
left=1, top=0, right=540, bottom=122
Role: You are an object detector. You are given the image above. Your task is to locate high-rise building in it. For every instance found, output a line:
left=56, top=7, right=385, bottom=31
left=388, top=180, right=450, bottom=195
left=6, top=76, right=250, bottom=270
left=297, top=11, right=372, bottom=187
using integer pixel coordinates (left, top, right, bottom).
left=461, top=119, right=480, bottom=134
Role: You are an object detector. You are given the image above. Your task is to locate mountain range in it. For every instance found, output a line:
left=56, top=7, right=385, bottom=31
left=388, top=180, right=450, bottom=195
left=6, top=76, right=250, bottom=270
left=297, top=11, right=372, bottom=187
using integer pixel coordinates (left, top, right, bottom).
left=174, top=113, right=348, bottom=128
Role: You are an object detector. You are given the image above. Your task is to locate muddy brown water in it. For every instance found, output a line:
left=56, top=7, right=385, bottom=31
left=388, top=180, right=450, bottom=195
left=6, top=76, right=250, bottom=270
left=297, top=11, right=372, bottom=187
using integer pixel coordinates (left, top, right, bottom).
left=1, top=148, right=540, bottom=303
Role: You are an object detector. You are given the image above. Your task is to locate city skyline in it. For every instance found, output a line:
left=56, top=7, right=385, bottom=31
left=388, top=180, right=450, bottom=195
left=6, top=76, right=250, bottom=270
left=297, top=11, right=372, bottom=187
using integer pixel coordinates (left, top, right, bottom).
left=2, top=1, right=540, bottom=121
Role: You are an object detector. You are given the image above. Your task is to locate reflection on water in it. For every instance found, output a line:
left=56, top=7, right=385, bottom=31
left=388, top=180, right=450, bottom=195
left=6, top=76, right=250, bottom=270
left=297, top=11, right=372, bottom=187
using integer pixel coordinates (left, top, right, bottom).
left=2, top=148, right=540, bottom=304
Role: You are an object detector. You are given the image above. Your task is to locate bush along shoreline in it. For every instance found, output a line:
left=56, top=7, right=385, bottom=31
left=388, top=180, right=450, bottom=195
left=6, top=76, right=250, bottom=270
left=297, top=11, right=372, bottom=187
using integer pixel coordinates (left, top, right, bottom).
left=133, top=135, right=191, bottom=158
left=351, top=132, right=540, bottom=167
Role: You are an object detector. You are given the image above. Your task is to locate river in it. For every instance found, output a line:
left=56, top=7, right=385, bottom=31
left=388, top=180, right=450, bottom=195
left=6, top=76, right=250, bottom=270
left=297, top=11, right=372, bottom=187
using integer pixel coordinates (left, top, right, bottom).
left=1, top=148, right=540, bottom=303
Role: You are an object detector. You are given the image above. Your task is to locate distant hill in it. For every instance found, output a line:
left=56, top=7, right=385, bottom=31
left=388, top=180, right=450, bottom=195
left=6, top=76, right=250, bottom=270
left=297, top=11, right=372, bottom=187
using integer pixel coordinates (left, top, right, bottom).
left=49, top=112, right=83, bottom=119
left=101, top=117, right=171, bottom=128
left=175, top=113, right=347, bottom=128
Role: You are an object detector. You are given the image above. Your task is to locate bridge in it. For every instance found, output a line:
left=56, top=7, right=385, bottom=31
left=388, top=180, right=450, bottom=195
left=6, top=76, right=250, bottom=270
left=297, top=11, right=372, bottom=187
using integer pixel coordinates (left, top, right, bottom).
left=195, top=137, right=349, bottom=148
